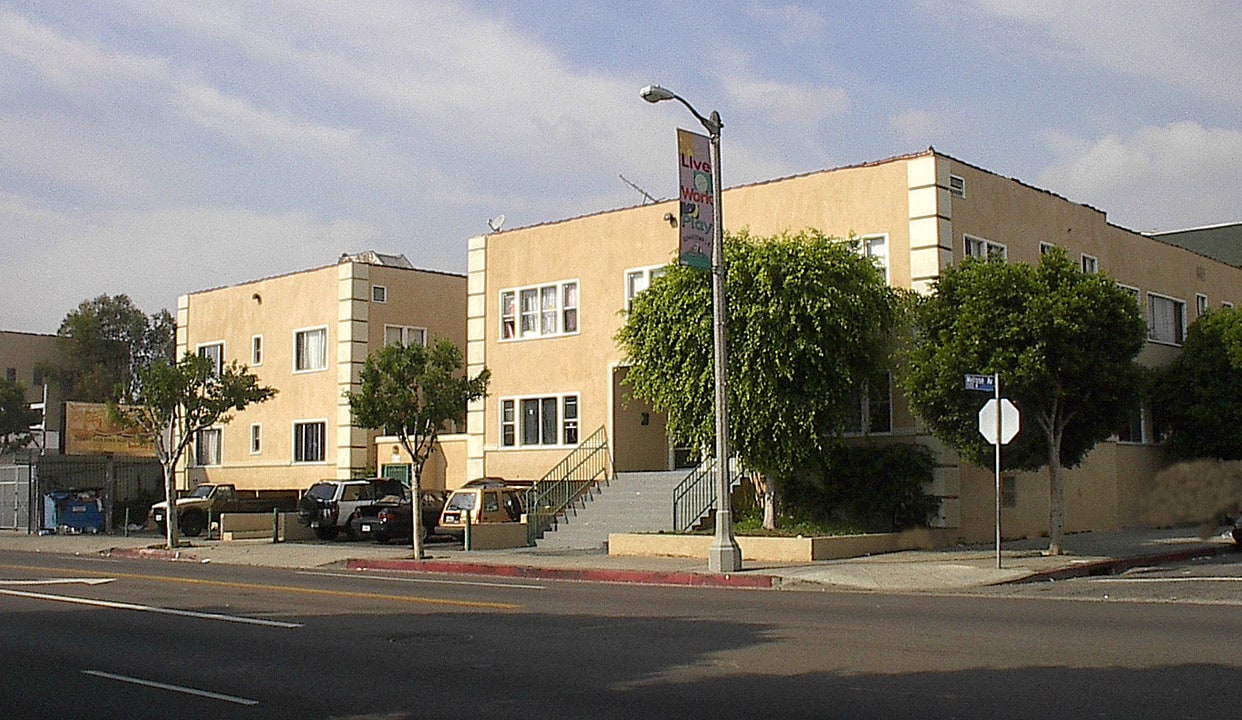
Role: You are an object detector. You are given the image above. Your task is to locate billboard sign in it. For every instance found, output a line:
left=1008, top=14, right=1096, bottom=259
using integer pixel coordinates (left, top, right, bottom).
left=64, top=401, right=154, bottom=457
left=677, top=128, right=713, bottom=270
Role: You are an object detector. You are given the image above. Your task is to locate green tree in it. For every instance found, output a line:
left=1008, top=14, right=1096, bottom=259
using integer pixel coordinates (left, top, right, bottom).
left=54, top=294, right=175, bottom=402
left=1151, top=307, right=1242, bottom=460
left=347, top=340, right=489, bottom=559
left=617, top=228, right=903, bottom=529
left=112, top=354, right=276, bottom=549
left=0, top=379, right=39, bottom=455
left=902, top=247, right=1146, bottom=555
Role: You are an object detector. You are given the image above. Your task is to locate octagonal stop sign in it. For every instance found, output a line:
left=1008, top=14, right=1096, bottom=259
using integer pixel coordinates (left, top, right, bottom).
left=978, top=398, right=1020, bottom=445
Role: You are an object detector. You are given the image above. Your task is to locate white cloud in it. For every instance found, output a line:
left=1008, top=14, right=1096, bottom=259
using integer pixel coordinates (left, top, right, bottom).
left=722, top=76, right=850, bottom=129
left=1038, top=121, right=1242, bottom=231
left=0, top=9, right=169, bottom=93
left=746, top=3, right=827, bottom=43
left=891, top=110, right=939, bottom=146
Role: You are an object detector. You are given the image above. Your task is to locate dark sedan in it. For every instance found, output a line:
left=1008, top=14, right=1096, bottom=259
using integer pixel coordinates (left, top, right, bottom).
left=349, top=491, right=447, bottom=544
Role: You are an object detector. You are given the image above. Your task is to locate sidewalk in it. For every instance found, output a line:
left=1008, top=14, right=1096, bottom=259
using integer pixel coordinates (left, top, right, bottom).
left=0, top=526, right=1234, bottom=592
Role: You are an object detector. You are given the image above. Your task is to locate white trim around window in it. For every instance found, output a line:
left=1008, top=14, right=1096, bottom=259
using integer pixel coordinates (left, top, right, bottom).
left=860, top=234, right=890, bottom=284
left=624, top=265, right=667, bottom=312
left=371, top=285, right=387, bottom=303
left=1196, top=293, right=1209, bottom=318
left=292, top=419, right=328, bottom=464
left=196, top=341, right=224, bottom=375
left=499, top=280, right=580, bottom=340
left=250, top=423, right=262, bottom=455
left=1081, top=254, right=1099, bottom=273
left=251, top=335, right=263, bottom=367
left=292, top=325, right=328, bottom=373
left=949, top=174, right=966, bottom=198
left=194, top=427, right=221, bottom=466
left=1039, top=242, right=1056, bottom=256
left=1146, top=292, right=1187, bottom=346
left=499, top=394, right=580, bottom=448
left=384, top=324, right=428, bottom=348
left=964, top=234, right=1006, bottom=260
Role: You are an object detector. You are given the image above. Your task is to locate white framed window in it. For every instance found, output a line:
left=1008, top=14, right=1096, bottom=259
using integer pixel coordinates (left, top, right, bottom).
left=250, top=424, right=262, bottom=455
left=293, top=326, right=328, bottom=372
left=293, top=420, right=327, bottom=463
left=1081, top=254, right=1099, bottom=273
left=1147, top=293, right=1186, bottom=345
left=1115, top=403, right=1149, bottom=444
left=500, top=281, right=579, bottom=340
left=1196, top=294, right=1209, bottom=318
left=624, top=266, right=667, bottom=312
left=861, top=234, right=889, bottom=283
left=1039, top=242, right=1056, bottom=256
left=964, top=234, right=1006, bottom=260
left=197, top=342, right=224, bottom=375
left=195, top=428, right=221, bottom=466
left=1118, top=284, right=1142, bottom=316
left=1225, top=302, right=1235, bottom=309
left=251, top=335, right=263, bottom=366
left=846, top=372, right=892, bottom=435
left=384, top=325, right=427, bottom=348
left=949, top=175, right=966, bottom=198
left=371, top=285, right=387, bottom=303
left=499, top=394, right=580, bottom=448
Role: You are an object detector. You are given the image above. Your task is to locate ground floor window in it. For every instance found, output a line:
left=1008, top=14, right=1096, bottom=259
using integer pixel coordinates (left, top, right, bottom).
left=293, top=421, right=326, bottom=463
left=195, top=428, right=221, bottom=466
left=846, top=372, right=893, bottom=435
left=500, top=394, right=580, bottom=448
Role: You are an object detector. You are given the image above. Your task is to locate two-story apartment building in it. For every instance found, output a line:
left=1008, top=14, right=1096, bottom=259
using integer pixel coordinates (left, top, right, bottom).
left=465, top=149, right=1242, bottom=543
left=176, top=252, right=466, bottom=491
left=0, top=330, right=62, bottom=455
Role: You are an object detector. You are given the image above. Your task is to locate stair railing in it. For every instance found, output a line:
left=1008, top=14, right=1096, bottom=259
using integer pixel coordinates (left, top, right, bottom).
left=524, top=427, right=610, bottom=544
left=671, top=457, right=745, bottom=533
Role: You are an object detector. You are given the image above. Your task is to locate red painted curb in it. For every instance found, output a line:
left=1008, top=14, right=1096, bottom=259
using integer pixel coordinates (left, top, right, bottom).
left=347, top=558, right=776, bottom=589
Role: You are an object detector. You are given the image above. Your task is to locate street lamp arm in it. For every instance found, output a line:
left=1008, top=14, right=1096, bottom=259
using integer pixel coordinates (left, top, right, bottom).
left=639, top=84, right=721, bottom=136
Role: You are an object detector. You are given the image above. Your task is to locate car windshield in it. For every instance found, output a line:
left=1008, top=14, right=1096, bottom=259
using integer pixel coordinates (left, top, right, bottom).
left=188, top=485, right=215, bottom=499
left=306, top=483, right=336, bottom=501
left=445, top=492, right=476, bottom=511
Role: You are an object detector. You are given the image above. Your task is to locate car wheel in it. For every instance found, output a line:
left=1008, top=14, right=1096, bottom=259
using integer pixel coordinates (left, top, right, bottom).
left=179, top=511, right=205, bottom=537
left=314, top=524, right=338, bottom=541
left=296, top=495, right=320, bottom=527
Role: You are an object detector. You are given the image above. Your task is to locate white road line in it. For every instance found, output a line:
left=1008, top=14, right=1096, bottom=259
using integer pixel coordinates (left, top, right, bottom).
left=0, top=589, right=302, bottom=628
left=1091, top=576, right=1242, bottom=584
left=299, top=570, right=546, bottom=590
left=82, top=670, right=259, bottom=706
left=0, top=578, right=115, bottom=586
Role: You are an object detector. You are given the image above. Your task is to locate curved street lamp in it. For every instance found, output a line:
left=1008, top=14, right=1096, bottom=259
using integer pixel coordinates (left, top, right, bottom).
left=640, top=84, right=742, bottom=573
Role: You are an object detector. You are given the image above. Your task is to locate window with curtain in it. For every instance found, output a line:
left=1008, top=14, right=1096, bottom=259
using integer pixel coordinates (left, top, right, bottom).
left=294, top=327, right=327, bottom=371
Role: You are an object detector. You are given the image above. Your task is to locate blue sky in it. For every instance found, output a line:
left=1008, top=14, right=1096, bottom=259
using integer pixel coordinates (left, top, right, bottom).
left=3, top=1, right=1240, bottom=333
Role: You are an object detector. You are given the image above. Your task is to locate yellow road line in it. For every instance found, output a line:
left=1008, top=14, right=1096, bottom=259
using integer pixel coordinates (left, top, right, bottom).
left=0, top=563, right=519, bottom=611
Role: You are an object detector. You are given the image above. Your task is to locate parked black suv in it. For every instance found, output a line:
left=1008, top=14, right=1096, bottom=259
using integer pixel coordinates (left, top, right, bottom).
left=296, top=478, right=407, bottom=540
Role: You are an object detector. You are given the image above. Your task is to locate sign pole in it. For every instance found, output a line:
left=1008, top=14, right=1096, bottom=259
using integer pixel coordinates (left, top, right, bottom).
left=994, top=372, right=1002, bottom=570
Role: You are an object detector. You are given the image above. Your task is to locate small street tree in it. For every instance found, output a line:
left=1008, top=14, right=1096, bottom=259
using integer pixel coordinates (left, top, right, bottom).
left=0, top=378, right=39, bottom=456
left=112, top=353, right=276, bottom=549
left=617, top=228, right=903, bottom=529
left=347, top=340, right=489, bottom=559
left=54, top=294, right=175, bottom=402
left=1151, top=307, right=1242, bottom=460
left=902, top=247, right=1146, bottom=555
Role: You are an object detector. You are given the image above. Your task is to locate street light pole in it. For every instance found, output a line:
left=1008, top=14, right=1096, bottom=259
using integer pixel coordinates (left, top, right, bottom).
left=641, top=84, right=742, bottom=573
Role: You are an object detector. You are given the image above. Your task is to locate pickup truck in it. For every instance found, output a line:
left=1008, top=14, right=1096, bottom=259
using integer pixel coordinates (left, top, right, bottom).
left=150, top=484, right=298, bottom=537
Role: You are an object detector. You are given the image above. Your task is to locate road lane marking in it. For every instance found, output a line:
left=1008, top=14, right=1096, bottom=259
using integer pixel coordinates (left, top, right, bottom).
left=0, top=563, right=521, bottom=610
left=0, top=578, right=115, bottom=586
left=0, top=588, right=303, bottom=627
left=1090, top=576, right=1242, bottom=583
left=82, top=670, right=259, bottom=706
left=298, top=570, right=546, bottom=590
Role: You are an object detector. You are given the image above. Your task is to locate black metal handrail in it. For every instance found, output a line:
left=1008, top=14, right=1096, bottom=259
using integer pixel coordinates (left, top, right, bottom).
left=524, top=427, right=610, bottom=544
left=671, top=457, right=744, bottom=532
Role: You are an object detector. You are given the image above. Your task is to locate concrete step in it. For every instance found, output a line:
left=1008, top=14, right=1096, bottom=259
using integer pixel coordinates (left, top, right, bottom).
left=535, top=470, right=691, bottom=551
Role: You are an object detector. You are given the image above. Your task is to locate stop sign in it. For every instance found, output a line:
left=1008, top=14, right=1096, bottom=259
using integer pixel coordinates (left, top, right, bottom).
left=978, top=398, right=1020, bottom=445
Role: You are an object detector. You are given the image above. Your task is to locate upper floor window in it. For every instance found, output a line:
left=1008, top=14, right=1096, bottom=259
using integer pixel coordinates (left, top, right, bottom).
left=293, top=420, right=326, bottom=463
left=1225, top=302, right=1235, bottom=310
left=251, top=335, right=263, bottom=366
left=4, top=368, right=15, bottom=383
left=500, top=394, right=580, bottom=448
left=250, top=424, right=262, bottom=455
left=964, top=234, right=1006, bottom=261
left=861, top=235, right=889, bottom=283
left=1081, top=254, right=1099, bottom=273
left=500, top=281, right=579, bottom=340
left=371, top=285, right=387, bottom=303
left=197, top=342, right=224, bottom=375
left=1196, top=294, right=1209, bottom=318
left=194, top=428, right=221, bottom=466
left=949, top=175, right=966, bottom=198
left=385, top=325, right=427, bottom=348
left=625, top=266, right=667, bottom=312
left=294, top=327, right=328, bottom=372
left=1039, top=242, right=1056, bottom=256
left=1147, top=293, right=1186, bottom=345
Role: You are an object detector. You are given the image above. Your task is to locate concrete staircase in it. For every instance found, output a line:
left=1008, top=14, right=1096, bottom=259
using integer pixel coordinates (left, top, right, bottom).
left=534, top=470, right=690, bottom=551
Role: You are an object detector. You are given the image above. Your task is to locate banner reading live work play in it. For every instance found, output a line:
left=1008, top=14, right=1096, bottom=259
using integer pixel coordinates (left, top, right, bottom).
left=677, top=128, right=713, bottom=270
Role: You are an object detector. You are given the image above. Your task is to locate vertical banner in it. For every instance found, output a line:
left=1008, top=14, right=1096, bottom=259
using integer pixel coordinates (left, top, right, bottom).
left=677, top=128, right=713, bottom=270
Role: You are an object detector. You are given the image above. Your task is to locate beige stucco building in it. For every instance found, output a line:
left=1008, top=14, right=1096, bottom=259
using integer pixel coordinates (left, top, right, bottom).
left=176, top=252, right=467, bottom=492
left=465, top=149, right=1242, bottom=543
left=0, top=330, right=62, bottom=454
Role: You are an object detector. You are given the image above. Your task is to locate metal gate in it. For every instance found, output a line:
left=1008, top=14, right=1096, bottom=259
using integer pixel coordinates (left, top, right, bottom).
left=0, top=464, right=32, bottom=531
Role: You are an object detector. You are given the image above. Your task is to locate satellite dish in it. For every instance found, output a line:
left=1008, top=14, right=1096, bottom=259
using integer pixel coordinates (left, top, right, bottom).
left=487, top=214, right=506, bottom=232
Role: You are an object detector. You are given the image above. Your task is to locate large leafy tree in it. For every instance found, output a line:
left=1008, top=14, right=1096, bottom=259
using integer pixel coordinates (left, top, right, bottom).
left=54, top=294, right=176, bottom=402
left=1151, top=307, right=1242, bottom=460
left=112, top=354, right=276, bottom=549
left=0, top=378, right=39, bottom=455
left=348, top=340, right=489, bottom=559
left=617, top=228, right=903, bottom=529
left=902, top=247, right=1146, bottom=555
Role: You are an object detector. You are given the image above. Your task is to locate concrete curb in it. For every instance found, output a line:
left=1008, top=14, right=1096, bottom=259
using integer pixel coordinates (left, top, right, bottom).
left=346, top=558, right=779, bottom=589
left=105, top=547, right=199, bottom=562
left=1014, top=543, right=1236, bottom=584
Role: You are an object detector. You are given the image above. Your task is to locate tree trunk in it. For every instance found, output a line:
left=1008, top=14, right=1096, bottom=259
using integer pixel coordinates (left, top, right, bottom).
left=751, top=472, right=777, bottom=530
left=1047, top=434, right=1065, bottom=556
left=163, top=460, right=179, bottom=550
left=410, top=460, right=426, bottom=560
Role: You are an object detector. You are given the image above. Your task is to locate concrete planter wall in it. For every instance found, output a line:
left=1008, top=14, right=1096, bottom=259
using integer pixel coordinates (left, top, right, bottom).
left=608, top=527, right=956, bottom=562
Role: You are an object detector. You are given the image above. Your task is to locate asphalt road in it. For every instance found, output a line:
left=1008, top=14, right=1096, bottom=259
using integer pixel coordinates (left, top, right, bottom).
left=2, top=549, right=1240, bottom=719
